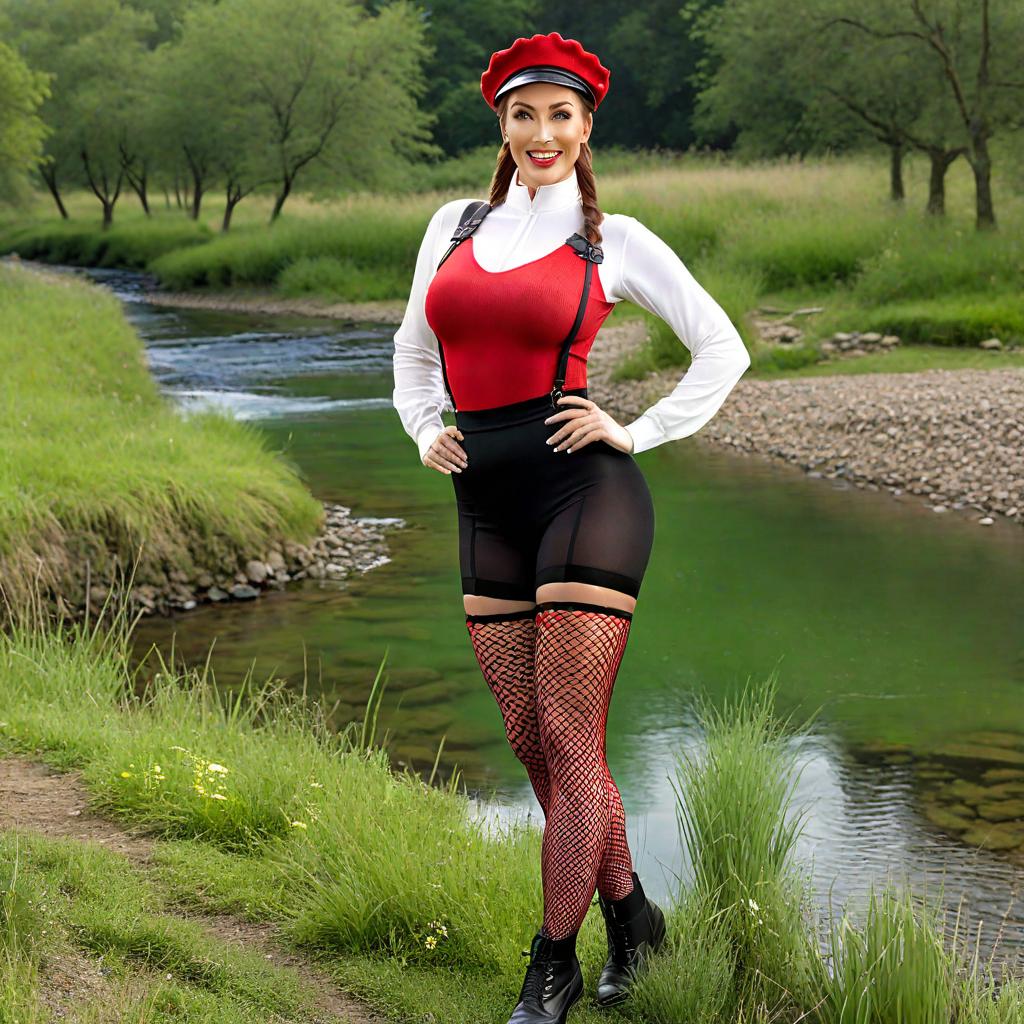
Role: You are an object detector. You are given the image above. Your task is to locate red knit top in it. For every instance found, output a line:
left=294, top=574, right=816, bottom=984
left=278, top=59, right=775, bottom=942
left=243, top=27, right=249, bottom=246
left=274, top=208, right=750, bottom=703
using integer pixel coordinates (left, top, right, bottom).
left=424, top=235, right=615, bottom=411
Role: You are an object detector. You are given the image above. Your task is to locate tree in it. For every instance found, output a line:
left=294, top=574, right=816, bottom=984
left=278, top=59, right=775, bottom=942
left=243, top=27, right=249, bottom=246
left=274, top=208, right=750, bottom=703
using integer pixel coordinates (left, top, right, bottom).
left=0, top=40, right=50, bottom=203
left=174, top=0, right=437, bottom=223
left=1, top=0, right=154, bottom=225
left=826, top=0, right=1024, bottom=230
left=147, top=14, right=268, bottom=228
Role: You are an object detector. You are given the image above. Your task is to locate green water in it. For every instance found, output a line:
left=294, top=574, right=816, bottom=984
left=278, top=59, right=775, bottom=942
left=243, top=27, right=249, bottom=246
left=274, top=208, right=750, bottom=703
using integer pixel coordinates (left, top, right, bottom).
left=107, top=287, right=1023, bottom=952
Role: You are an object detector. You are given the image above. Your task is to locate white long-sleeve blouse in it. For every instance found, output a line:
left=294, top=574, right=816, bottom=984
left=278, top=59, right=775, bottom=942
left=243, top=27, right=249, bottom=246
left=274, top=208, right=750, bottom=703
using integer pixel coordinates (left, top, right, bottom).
left=392, top=166, right=751, bottom=464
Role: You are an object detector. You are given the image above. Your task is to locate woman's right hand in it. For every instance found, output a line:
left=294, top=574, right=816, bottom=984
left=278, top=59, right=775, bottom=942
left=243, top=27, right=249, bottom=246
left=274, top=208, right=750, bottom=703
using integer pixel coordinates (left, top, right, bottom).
left=423, top=425, right=469, bottom=474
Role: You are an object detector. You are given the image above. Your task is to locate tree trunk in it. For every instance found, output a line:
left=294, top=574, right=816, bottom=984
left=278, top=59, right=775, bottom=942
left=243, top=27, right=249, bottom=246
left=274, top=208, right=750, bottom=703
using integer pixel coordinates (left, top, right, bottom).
left=926, top=152, right=947, bottom=215
left=222, top=187, right=243, bottom=231
left=40, top=166, right=69, bottom=219
left=969, top=142, right=996, bottom=231
left=131, top=177, right=151, bottom=215
left=270, top=176, right=292, bottom=222
left=888, top=142, right=904, bottom=201
left=102, top=201, right=114, bottom=229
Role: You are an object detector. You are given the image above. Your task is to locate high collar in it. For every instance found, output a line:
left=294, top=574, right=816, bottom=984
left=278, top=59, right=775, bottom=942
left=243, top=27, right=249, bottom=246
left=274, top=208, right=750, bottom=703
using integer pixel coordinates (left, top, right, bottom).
left=503, top=163, right=582, bottom=214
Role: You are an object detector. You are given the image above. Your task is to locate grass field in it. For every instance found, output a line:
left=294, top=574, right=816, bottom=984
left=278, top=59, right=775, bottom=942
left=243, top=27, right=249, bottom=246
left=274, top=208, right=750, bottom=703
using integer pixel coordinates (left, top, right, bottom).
left=2, top=148, right=1021, bottom=384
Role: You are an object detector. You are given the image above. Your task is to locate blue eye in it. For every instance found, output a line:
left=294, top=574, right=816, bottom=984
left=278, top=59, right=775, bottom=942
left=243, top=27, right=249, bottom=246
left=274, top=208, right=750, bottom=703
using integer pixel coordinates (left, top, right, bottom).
left=513, top=110, right=570, bottom=119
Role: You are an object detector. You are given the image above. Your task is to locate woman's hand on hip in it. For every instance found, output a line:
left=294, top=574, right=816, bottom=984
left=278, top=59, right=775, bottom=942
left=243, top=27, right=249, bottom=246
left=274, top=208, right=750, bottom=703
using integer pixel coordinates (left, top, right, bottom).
left=423, top=425, right=469, bottom=474
left=543, top=395, right=634, bottom=454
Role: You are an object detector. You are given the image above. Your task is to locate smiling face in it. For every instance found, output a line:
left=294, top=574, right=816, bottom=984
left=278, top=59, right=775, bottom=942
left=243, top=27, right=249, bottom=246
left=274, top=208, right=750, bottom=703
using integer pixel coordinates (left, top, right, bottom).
left=501, top=81, right=593, bottom=191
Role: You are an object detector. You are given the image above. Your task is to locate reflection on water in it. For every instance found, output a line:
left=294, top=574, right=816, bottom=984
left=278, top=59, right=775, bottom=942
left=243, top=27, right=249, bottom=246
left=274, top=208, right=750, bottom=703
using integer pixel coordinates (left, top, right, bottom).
left=76, top=265, right=1024, bottom=965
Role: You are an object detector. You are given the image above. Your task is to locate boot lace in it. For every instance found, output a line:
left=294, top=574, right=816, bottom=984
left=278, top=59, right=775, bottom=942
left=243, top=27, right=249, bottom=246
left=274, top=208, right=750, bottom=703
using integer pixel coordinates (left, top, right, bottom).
left=520, top=948, right=556, bottom=1004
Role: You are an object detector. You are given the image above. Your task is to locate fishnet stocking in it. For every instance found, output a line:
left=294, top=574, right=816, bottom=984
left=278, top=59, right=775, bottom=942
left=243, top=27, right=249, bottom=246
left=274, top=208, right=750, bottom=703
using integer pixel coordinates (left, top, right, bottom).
left=466, top=610, right=551, bottom=813
left=534, top=601, right=634, bottom=940
left=465, top=609, right=635, bottom=908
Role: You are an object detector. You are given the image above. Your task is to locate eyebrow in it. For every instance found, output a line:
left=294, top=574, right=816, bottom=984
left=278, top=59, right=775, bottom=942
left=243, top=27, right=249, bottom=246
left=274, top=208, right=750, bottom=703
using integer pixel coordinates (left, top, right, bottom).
left=510, top=100, right=574, bottom=111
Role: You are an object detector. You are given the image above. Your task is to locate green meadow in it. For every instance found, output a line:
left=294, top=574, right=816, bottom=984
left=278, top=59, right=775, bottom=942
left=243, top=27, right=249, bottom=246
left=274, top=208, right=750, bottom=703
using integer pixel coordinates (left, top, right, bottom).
left=2, top=150, right=1022, bottom=382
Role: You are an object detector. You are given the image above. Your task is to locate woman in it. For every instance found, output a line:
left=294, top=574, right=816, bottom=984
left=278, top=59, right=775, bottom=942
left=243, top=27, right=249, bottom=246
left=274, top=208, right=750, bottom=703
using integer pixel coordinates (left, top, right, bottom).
left=392, top=31, right=751, bottom=1024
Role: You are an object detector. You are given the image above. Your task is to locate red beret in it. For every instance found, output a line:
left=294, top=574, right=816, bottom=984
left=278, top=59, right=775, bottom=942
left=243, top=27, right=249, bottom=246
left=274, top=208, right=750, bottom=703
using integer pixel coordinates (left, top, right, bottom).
left=480, top=32, right=611, bottom=112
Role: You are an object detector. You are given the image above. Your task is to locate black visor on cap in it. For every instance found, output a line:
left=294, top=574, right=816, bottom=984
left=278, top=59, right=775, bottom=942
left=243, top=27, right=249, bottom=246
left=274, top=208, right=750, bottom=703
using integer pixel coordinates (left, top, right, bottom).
left=493, top=64, right=595, bottom=106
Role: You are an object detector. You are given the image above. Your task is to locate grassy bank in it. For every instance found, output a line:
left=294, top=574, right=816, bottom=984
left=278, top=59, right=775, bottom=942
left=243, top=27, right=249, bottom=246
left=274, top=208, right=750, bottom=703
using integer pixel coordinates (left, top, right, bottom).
left=2, top=151, right=1022, bottom=382
left=1, top=593, right=1022, bottom=1021
left=0, top=263, right=323, bottom=624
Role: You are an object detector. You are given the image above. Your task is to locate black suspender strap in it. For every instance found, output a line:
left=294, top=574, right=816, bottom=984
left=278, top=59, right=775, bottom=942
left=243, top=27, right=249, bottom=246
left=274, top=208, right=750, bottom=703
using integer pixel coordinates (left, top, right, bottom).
left=551, top=232, right=604, bottom=409
left=437, top=200, right=493, bottom=271
left=434, top=200, right=494, bottom=412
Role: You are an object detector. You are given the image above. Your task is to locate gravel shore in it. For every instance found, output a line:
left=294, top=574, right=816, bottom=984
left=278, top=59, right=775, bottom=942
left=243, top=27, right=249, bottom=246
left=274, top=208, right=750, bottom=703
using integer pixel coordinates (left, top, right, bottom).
left=588, top=322, right=1024, bottom=531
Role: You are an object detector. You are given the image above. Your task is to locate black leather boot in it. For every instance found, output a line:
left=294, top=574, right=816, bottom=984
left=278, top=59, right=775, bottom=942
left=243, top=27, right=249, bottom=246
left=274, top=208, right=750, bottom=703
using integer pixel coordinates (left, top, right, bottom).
left=507, top=929, right=584, bottom=1024
left=595, top=872, right=667, bottom=1007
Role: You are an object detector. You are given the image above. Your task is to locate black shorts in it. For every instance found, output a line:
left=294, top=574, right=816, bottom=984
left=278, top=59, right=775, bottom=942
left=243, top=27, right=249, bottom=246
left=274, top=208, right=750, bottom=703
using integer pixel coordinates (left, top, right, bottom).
left=452, top=388, right=656, bottom=603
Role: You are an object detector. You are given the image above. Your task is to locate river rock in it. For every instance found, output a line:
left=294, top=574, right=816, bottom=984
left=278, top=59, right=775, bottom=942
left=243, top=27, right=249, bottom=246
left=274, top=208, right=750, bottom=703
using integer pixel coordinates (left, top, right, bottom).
left=924, top=802, right=975, bottom=833
left=982, top=768, right=1024, bottom=784
left=962, top=731, right=1024, bottom=750
left=207, top=587, right=228, bottom=602
left=961, top=822, right=1024, bottom=851
left=229, top=584, right=260, bottom=600
left=935, top=743, right=1024, bottom=767
left=397, top=680, right=462, bottom=707
left=245, top=559, right=268, bottom=583
left=944, top=780, right=994, bottom=805
left=976, top=799, right=1024, bottom=823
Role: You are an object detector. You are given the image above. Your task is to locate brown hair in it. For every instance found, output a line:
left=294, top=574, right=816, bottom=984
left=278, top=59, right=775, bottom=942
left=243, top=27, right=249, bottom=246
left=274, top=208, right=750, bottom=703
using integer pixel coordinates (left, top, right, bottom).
left=488, top=93, right=605, bottom=245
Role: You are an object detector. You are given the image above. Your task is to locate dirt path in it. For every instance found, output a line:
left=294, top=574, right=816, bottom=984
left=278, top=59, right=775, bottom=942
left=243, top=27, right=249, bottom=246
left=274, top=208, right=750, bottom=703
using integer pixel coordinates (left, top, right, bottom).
left=0, top=755, right=384, bottom=1024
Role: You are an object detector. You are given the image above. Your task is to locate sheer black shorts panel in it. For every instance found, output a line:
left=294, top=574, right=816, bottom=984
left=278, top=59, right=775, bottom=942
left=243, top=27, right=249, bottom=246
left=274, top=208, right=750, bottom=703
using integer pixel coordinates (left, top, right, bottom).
left=452, top=388, right=655, bottom=602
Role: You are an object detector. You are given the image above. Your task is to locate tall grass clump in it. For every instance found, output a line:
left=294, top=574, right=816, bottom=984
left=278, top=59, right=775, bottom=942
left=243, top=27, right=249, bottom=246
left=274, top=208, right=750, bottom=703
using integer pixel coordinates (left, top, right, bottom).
left=816, top=885, right=953, bottom=1023
left=618, top=671, right=821, bottom=1023
left=672, top=674, right=818, bottom=1018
